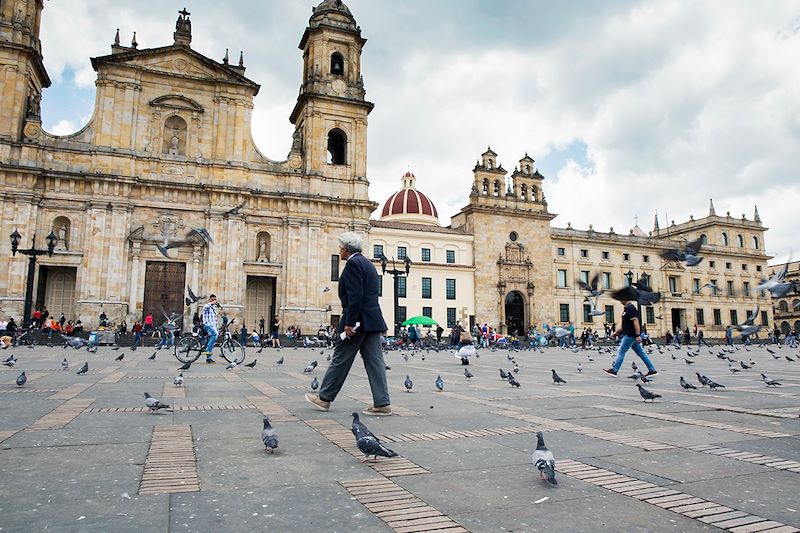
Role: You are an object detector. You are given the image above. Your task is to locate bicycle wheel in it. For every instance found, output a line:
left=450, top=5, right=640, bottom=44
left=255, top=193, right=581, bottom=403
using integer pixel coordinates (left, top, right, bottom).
left=175, top=336, right=202, bottom=363
left=220, top=339, right=245, bottom=365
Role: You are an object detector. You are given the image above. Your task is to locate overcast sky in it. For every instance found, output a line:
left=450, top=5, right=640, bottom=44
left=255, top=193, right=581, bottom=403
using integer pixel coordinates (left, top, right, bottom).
left=39, top=0, right=799, bottom=264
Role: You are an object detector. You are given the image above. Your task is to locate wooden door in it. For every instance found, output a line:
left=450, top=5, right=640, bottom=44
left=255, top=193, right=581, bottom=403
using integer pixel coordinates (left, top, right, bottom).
left=143, top=261, right=186, bottom=329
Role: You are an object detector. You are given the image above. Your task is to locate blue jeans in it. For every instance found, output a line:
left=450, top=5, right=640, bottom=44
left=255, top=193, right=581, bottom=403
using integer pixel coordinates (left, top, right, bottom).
left=133, top=332, right=142, bottom=346
left=157, top=332, right=174, bottom=348
left=611, top=335, right=655, bottom=373
left=204, top=325, right=218, bottom=355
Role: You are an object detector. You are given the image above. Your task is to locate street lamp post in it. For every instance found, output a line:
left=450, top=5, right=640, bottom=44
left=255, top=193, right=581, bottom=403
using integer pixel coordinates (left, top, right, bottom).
left=380, top=254, right=411, bottom=338
left=9, top=229, right=58, bottom=326
left=625, top=269, right=646, bottom=325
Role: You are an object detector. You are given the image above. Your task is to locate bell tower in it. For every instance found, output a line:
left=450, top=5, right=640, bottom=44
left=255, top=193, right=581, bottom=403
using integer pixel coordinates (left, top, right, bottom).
left=0, top=0, right=51, bottom=142
left=289, top=0, right=373, bottom=193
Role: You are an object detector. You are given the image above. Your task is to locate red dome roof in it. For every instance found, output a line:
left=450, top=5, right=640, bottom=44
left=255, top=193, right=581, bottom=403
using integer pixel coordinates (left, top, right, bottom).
left=379, top=170, right=439, bottom=224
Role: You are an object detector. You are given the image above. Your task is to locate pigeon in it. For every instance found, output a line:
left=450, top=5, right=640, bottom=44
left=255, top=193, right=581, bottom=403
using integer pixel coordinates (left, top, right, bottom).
left=61, top=358, right=68, bottom=370
left=303, top=360, right=318, bottom=373
left=276, top=357, right=284, bottom=365
left=513, top=364, right=520, bottom=374
left=256, top=347, right=264, bottom=354
left=679, top=376, right=696, bottom=390
left=3, top=356, right=16, bottom=367
left=435, top=375, right=444, bottom=391
left=499, top=368, right=509, bottom=380
left=326, top=353, right=332, bottom=361
left=632, top=361, right=638, bottom=372
left=508, top=374, right=521, bottom=387
left=464, top=368, right=474, bottom=380
left=728, top=363, right=741, bottom=373
left=578, top=273, right=605, bottom=298
left=740, top=361, right=752, bottom=370
left=115, top=353, right=124, bottom=361
left=15, top=371, right=26, bottom=387
left=577, top=362, right=582, bottom=373
left=261, top=417, right=279, bottom=453
left=184, top=286, right=206, bottom=306
left=130, top=345, right=137, bottom=351
left=143, top=392, right=170, bottom=412
left=786, top=356, right=796, bottom=362
left=761, top=373, right=781, bottom=387
left=147, top=352, right=156, bottom=360
left=636, top=383, right=661, bottom=402
left=584, top=296, right=606, bottom=317
left=351, top=412, right=397, bottom=462
left=177, top=361, right=192, bottom=371
left=694, top=282, right=718, bottom=295
left=189, top=227, right=213, bottom=244
left=244, top=359, right=257, bottom=368
left=76, top=362, right=88, bottom=375
left=86, top=345, right=98, bottom=354
left=226, top=361, right=237, bottom=370
left=311, top=377, right=319, bottom=390
left=403, top=353, right=409, bottom=362
left=756, top=262, right=789, bottom=292
left=707, top=378, right=725, bottom=389
left=685, top=358, right=695, bottom=365
left=404, top=375, right=413, bottom=392
left=3, top=354, right=15, bottom=363
left=173, top=373, right=184, bottom=387
left=632, top=281, right=662, bottom=306
left=532, top=432, right=557, bottom=485
left=551, top=369, right=566, bottom=384
left=660, top=237, right=704, bottom=266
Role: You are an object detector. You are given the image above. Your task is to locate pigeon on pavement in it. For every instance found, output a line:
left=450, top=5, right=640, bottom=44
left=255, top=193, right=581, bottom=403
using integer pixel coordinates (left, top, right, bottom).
left=707, top=378, right=725, bottom=389
left=351, top=412, right=397, bottom=462
left=636, top=383, right=661, bottom=402
left=115, top=353, right=124, bottom=361
left=551, top=369, right=566, bottom=384
left=173, top=373, right=184, bottom=387
left=679, top=376, right=696, bottom=390
left=532, top=432, right=557, bottom=485
left=435, top=375, right=444, bottom=391
left=226, top=361, right=237, bottom=370
left=311, top=377, right=319, bottom=390
left=499, top=368, right=509, bottom=380
left=276, top=357, right=284, bottom=365
left=177, top=361, right=192, bottom=371
left=144, top=392, right=170, bottom=412
left=303, top=360, right=318, bottom=373
left=262, top=416, right=279, bottom=453
left=15, top=371, right=26, bottom=386
left=76, top=362, right=88, bottom=375
left=148, top=352, right=156, bottom=360
left=244, top=359, right=257, bottom=368
left=61, top=358, right=68, bottom=370
left=577, top=362, right=582, bottom=373
left=508, top=374, right=521, bottom=387
left=404, top=375, right=413, bottom=392
left=761, top=373, right=781, bottom=387
left=464, top=368, right=474, bottom=380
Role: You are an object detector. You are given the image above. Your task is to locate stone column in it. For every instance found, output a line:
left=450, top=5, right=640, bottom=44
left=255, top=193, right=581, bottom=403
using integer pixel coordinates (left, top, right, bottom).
left=105, top=204, right=130, bottom=301
left=128, top=241, right=141, bottom=321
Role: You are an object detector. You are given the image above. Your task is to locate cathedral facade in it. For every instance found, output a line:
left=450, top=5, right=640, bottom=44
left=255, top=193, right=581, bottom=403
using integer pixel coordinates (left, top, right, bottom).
left=0, top=0, right=773, bottom=338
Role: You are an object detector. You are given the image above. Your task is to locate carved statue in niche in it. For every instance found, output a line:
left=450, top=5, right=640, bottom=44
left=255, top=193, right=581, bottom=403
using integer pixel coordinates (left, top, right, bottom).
left=162, top=115, right=187, bottom=155
left=52, top=216, right=70, bottom=250
left=26, top=91, right=41, bottom=118
left=256, top=231, right=271, bottom=262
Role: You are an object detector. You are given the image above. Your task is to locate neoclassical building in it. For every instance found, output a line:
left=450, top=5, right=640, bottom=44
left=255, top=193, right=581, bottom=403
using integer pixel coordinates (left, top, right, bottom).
left=0, top=0, right=774, bottom=338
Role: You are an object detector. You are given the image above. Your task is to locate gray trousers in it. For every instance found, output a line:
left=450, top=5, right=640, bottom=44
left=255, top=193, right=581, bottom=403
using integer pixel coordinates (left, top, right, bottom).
left=319, top=331, right=390, bottom=407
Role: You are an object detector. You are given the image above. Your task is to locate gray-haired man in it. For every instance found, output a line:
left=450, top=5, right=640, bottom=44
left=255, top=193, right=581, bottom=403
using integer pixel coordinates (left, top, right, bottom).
left=306, top=232, right=392, bottom=415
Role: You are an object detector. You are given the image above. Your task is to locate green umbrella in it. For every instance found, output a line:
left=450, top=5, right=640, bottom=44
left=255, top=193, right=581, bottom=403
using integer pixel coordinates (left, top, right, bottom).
left=401, top=315, right=438, bottom=326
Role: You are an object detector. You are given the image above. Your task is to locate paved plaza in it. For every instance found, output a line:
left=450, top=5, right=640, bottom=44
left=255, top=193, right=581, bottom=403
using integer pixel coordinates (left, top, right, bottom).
left=0, top=341, right=799, bottom=533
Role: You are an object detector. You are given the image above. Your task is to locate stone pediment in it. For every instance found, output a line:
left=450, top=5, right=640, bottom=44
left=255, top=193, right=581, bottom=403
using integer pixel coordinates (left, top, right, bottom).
left=91, top=47, right=260, bottom=92
left=150, top=94, right=204, bottom=113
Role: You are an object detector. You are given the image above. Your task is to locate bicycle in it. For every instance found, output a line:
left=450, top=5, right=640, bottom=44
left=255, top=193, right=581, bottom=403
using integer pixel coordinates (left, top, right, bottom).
left=174, top=320, right=245, bottom=365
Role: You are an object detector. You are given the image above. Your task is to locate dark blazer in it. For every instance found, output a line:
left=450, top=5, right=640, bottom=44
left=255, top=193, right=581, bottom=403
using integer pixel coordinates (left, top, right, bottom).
left=338, top=252, right=387, bottom=333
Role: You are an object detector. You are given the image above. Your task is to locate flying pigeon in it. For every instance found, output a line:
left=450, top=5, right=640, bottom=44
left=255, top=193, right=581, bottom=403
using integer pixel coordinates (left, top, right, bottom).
left=508, top=374, right=521, bottom=387
left=15, top=371, right=26, bottom=387
left=143, top=392, right=170, bottom=412
left=115, top=353, right=124, bottom=361
left=499, top=368, right=509, bottom=380
left=551, top=369, right=566, bottom=384
left=756, top=262, right=789, bottom=292
left=578, top=273, right=604, bottom=298
left=351, top=412, right=397, bottom=462
left=404, top=375, right=413, bottom=392
left=761, top=373, right=781, bottom=387
left=660, top=237, right=704, bottom=266
left=173, top=373, right=184, bottom=387
left=177, top=361, right=192, bottom=371
left=693, top=281, right=718, bottom=295
left=61, top=358, right=68, bottom=370
left=303, top=360, right=318, bottom=373
left=636, top=383, right=661, bottom=402
left=679, top=376, right=696, bottom=390
left=76, top=362, right=88, bottom=375
left=244, top=359, right=257, bottom=368
left=262, top=416, right=279, bottom=453
left=532, top=432, right=557, bottom=485
left=189, top=227, right=213, bottom=245
left=311, top=377, right=319, bottom=390
left=464, top=368, right=474, bottom=380
left=148, top=352, right=156, bottom=360
left=435, top=375, right=444, bottom=391
left=276, top=357, right=284, bottom=365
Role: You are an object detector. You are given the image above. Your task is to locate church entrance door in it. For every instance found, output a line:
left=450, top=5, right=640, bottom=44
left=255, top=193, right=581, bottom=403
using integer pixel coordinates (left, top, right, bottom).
left=504, top=291, right=525, bottom=336
left=142, top=261, right=186, bottom=329
left=246, top=276, right=275, bottom=335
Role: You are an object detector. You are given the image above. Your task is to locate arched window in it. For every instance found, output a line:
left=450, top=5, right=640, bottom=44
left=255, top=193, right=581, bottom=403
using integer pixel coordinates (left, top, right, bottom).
left=779, top=301, right=789, bottom=313
left=482, top=179, right=489, bottom=195
left=524, top=164, right=531, bottom=173
left=493, top=180, right=500, bottom=197
left=530, top=186, right=537, bottom=202
left=487, top=160, right=493, bottom=170
left=520, top=184, right=528, bottom=201
left=255, top=231, right=271, bottom=262
left=699, top=234, right=707, bottom=245
left=52, top=216, right=71, bottom=250
left=721, top=232, right=729, bottom=246
left=330, top=52, right=344, bottom=76
left=781, top=321, right=791, bottom=334
left=640, top=273, right=651, bottom=289
left=751, top=236, right=759, bottom=249
left=163, top=115, right=187, bottom=155
left=737, top=234, right=744, bottom=247
left=327, top=129, right=347, bottom=165
left=792, top=299, right=800, bottom=312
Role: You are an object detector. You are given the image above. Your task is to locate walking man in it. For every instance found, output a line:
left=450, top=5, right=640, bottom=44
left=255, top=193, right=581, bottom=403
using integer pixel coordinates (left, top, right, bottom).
left=603, top=286, right=658, bottom=377
left=306, top=232, right=391, bottom=416
left=202, top=295, right=218, bottom=363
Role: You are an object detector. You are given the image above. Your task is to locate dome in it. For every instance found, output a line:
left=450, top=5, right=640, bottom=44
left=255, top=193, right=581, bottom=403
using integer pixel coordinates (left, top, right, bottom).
left=380, top=171, right=440, bottom=226
left=311, top=0, right=354, bottom=20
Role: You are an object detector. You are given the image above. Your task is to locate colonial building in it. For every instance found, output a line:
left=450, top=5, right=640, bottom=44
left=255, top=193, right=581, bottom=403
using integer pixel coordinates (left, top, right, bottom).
left=769, top=261, right=800, bottom=334
left=0, top=0, right=374, bottom=331
left=0, top=0, right=775, bottom=339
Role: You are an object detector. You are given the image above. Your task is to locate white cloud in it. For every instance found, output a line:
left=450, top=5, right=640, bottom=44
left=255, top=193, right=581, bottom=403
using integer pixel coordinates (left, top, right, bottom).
left=49, top=119, right=77, bottom=136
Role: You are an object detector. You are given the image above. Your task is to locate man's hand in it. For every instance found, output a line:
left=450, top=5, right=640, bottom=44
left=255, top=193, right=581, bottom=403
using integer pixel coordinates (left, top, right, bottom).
left=344, top=325, right=355, bottom=338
